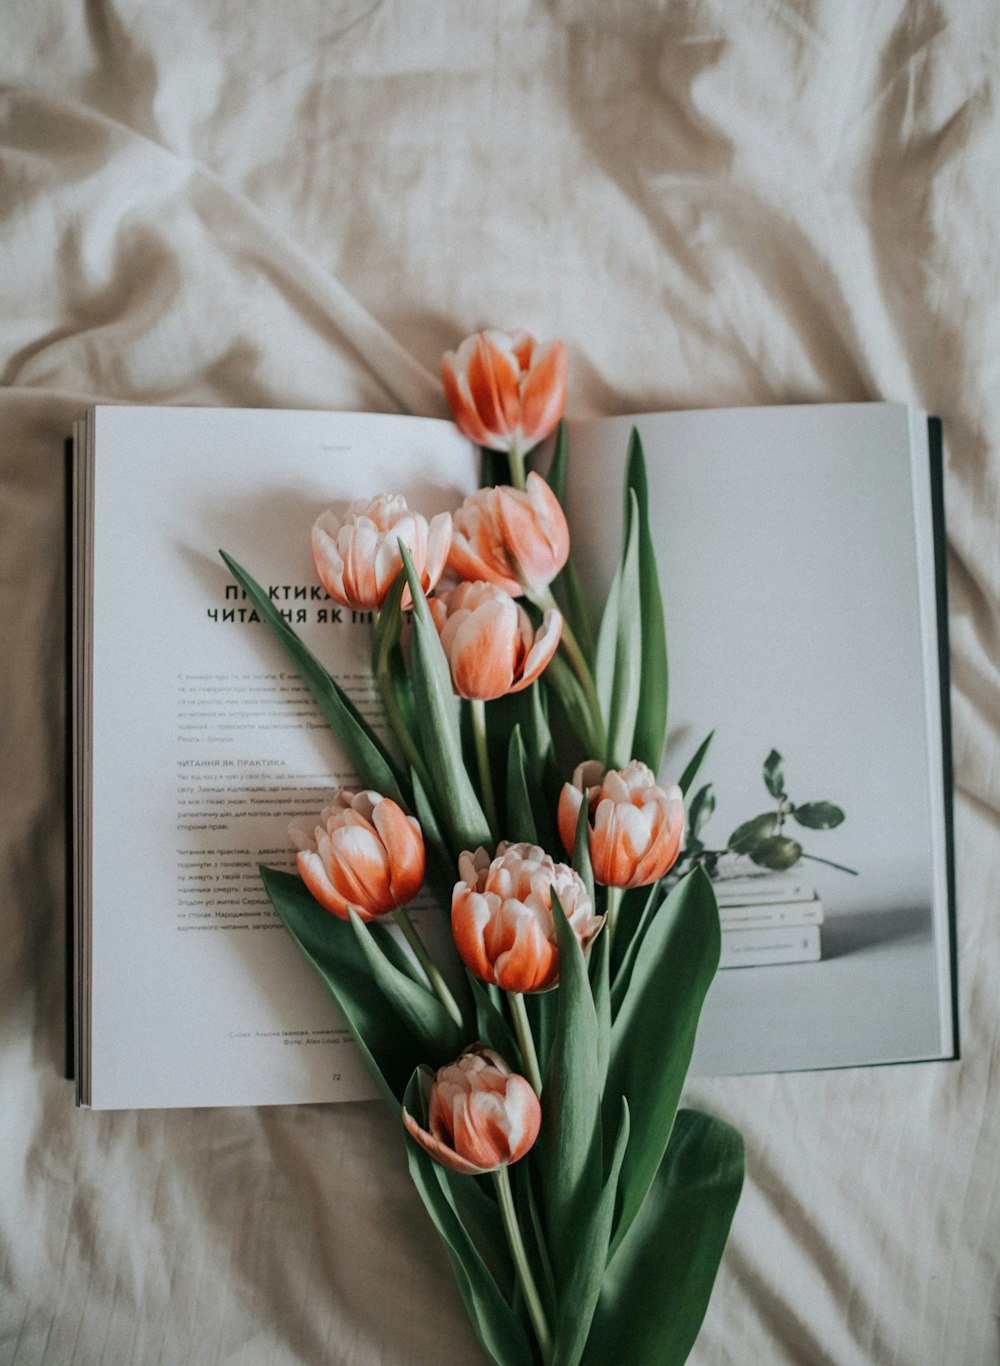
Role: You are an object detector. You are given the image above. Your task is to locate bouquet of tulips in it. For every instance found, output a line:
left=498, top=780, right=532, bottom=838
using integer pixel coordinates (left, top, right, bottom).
left=222, top=331, right=744, bottom=1366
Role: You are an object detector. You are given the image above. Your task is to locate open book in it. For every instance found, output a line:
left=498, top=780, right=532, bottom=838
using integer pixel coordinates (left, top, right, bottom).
left=71, top=402, right=956, bottom=1107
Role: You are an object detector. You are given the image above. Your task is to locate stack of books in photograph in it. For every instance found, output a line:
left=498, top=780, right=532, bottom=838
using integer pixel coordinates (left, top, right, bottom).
left=714, top=872, right=824, bottom=969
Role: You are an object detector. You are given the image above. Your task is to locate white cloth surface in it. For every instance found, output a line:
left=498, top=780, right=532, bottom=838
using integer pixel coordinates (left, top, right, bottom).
left=2, top=2, right=999, bottom=1362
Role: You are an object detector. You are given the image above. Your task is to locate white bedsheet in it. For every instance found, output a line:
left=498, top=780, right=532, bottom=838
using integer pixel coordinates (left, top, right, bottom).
left=2, top=3, right=999, bottom=1362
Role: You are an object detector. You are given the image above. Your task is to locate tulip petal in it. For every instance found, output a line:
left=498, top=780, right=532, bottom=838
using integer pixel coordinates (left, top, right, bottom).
left=467, top=333, right=522, bottom=444
left=296, top=848, right=350, bottom=918
left=509, top=608, right=562, bottom=694
left=402, top=1106, right=490, bottom=1175
left=518, top=339, right=567, bottom=445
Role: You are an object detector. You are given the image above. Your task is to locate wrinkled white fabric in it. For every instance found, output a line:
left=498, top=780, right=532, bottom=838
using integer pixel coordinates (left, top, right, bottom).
left=2, top=3, right=999, bottom=1362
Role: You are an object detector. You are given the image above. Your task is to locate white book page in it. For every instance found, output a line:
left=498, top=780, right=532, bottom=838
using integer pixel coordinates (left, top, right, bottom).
left=87, top=407, right=477, bottom=1108
left=564, top=403, right=953, bottom=1072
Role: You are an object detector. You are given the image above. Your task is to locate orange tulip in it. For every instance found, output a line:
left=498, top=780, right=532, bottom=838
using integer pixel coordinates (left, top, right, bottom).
left=428, top=581, right=562, bottom=700
left=451, top=843, right=602, bottom=993
left=312, top=494, right=452, bottom=611
left=402, top=1044, right=542, bottom=1176
left=441, top=330, right=567, bottom=456
left=558, top=760, right=685, bottom=889
left=448, top=473, right=570, bottom=597
left=288, top=789, right=425, bottom=921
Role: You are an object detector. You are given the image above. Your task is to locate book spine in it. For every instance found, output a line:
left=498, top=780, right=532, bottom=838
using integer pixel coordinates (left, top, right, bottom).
left=719, top=899, right=824, bottom=930
left=719, top=924, right=822, bottom=969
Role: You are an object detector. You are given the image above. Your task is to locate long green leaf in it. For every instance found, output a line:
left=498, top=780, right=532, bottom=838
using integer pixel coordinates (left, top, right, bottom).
left=469, top=975, right=520, bottom=1062
left=544, top=422, right=596, bottom=667
left=623, top=428, right=669, bottom=772
left=409, top=767, right=458, bottom=910
left=403, top=1072, right=535, bottom=1366
left=604, top=867, right=720, bottom=1257
left=552, top=1099, right=630, bottom=1366
left=582, top=1109, right=744, bottom=1366
left=346, top=909, right=464, bottom=1062
left=594, top=490, right=642, bottom=768
left=259, top=866, right=425, bottom=1107
left=505, top=726, right=538, bottom=845
left=220, top=552, right=407, bottom=804
left=542, top=891, right=603, bottom=1290
left=609, top=880, right=665, bottom=1017
left=399, top=544, right=492, bottom=855
left=679, top=729, right=715, bottom=800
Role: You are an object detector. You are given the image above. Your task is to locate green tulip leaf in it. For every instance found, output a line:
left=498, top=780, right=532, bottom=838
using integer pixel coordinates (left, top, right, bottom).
left=402, top=1071, right=534, bottom=1366
left=220, top=552, right=408, bottom=805
left=551, top=1098, right=630, bottom=1366
left=608, top=879, right=665, bottom=1018
left=581, top=1109, right=744, bottom=1366
left=749, top=835, right=803, bottom=870
left=792, top=801, right=845, bottom=830
left=399, top=544, right=492, bottom=856
left=728, top=812, right=778, bottom=854
left=542, top=890, right=604, bottom=1290
left=505, top=726, right=539, bottom=845
left=409, top=767, right=458, bottom=911
left=545, top=423, right=597, bottom=668
left=595, top=489, right=643, bottom=769
left=763, top=748, right=785, bottom=799
left=679, top=729, right=715, bottom=800
left=623, top=428, right=669, bottom=773
left=346, top=909, right=464, bottom=1062
left=571, top=792, right=596, bottom=908
left=468, top=975, right=521, bottom=1063
left=259, top=866, right=425, bottom=1107
left=604, top=867, right=720, bottom=1257
left=589, top=929, right=612, bottom=1082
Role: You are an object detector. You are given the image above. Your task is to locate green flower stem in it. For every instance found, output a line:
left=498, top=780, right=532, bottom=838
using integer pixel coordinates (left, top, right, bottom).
left=529, top=585, right=605, bottom=758
left=799, top=851, right=859, bottom=876
left=507, top=444, right=527, bottom=490
left=605, top=884, right=624, bottom=951
left=506, top=990, right=544, bottom=1097
left=470, top=698, right=500, bottom=839
left=391, top=907, right=464, bottom=1029
left=493, top=1165, right=553, bottom=1365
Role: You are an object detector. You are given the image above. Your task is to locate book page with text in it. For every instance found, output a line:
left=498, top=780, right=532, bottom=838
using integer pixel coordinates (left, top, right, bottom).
left=85, top=407, right=477, bottom=1108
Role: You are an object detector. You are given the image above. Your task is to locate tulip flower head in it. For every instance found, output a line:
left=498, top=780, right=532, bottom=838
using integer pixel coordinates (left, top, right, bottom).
left=441, top=329, right=567, bottom=458
left=428, top=580, right=562, bottom=700
left=311, top=494, right=452, bottom=611
left=402, top=1044, right=542, bottom=1176
left=288, top=789, right=425, bottom=921
left=451, top=843, right=602, bottom=993
left=558, top=760, right=685, bottom=890
left=448, top=473, right=570, bottom=598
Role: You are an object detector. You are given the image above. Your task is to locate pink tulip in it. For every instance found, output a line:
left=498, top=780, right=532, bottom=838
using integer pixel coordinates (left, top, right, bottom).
left=451, top=843, right=602, bottom=993
left=402, top=1044, right=542, bottom=1176
left=448, top=473, right=570, bottom=598
left=441, top=330, right=567, bottom=456
left=428, top=581, right=562, bottom=700
left=288, top=789, right=425, bottom=921
left=312, top=494, right=452, bottom=611
left=558, top=760, right=685, bottom=889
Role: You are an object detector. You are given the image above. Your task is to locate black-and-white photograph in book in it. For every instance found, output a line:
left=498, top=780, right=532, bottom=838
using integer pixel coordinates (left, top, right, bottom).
left=565, top=403, right=956, bottom=1075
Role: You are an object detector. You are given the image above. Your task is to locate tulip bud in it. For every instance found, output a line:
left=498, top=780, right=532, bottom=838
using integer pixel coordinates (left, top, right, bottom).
left=311, top=494, right=452, bottom=611
left=427, top=580, right=562, bottom=700
left=441, top=329, right=567, bottom=457
left=451, top=843, right=602, bottom=993
left=402, top=1044, right=542, bottom=1175
left=288, top=789, right=425, bottom=921
left=448, top=473, right=570, bottom=598
left=558, top=760, right=685, bottom=889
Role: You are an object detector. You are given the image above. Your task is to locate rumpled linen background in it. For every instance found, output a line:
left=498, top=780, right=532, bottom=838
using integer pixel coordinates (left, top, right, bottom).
left=3, top=3, right=999, bottom=1363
